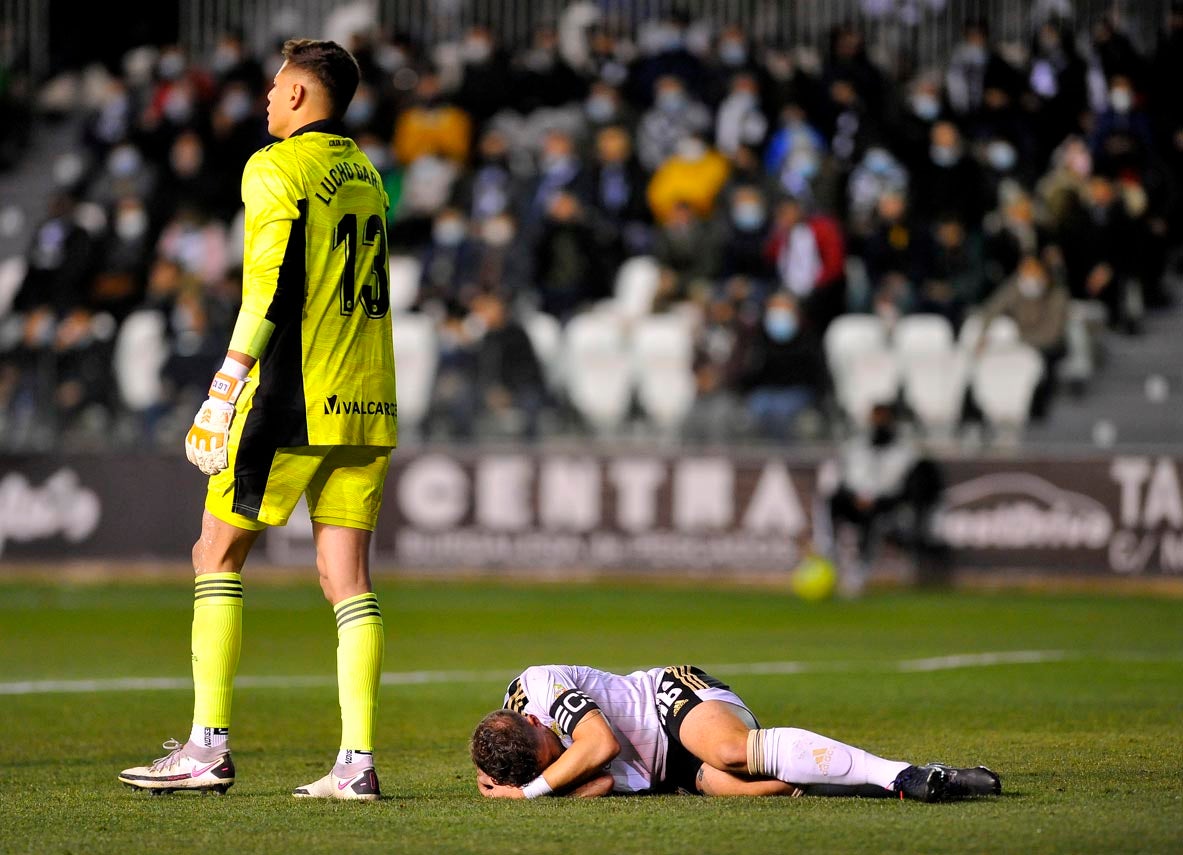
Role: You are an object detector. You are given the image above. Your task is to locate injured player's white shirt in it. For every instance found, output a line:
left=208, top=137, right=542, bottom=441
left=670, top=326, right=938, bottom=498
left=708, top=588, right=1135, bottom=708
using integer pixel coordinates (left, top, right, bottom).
left=503, top=664, right=670, bottom=793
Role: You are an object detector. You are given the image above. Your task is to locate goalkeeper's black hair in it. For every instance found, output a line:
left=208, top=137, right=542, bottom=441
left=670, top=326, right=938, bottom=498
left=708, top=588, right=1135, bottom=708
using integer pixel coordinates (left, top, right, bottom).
left=281, top=38, right=360, bottom=120
left=470, top=710, right=544, bottom=786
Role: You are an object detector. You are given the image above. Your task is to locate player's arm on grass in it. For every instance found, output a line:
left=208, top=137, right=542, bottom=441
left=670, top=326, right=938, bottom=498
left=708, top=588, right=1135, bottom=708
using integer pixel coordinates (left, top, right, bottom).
left=532, top=709, right=620, bottom=795
left=185, top=149, right=294, bottom=474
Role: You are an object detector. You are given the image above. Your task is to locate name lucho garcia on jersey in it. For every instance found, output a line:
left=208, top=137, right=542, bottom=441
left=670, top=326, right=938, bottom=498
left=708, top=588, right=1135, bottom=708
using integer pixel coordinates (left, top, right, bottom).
left=324, top=394, right=397, bottom=417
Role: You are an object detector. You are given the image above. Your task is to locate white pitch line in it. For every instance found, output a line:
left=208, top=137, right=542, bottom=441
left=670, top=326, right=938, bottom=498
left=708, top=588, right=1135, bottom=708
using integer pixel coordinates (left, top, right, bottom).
left=0, top=650, right=1098, bottom=696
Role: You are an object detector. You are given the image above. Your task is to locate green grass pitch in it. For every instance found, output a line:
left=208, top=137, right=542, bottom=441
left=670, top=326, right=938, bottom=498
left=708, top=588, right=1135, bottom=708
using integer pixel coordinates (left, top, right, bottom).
left=1, top=578, right=1181, bottom=854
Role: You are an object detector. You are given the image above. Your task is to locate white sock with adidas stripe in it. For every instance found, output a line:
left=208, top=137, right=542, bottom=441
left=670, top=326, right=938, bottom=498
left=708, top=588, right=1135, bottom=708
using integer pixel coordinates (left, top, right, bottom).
left=746, top=727, right=909, bottom=789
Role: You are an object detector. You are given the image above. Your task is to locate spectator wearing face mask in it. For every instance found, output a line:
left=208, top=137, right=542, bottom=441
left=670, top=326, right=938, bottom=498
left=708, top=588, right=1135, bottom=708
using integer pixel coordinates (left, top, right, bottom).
left=419, top=208, right=479, bottom=307
left=455, top=26, right=513, bottom=124
left=860, top=189, right=924, bottom=319
left=164, top=130, right=233, bottom=221
left=533, top=191, right=605, bottom=320
left=976, top=134, right=1025, bottom=209
left=763, top=196, right=846, bottom=332
left=984, top=183, right=1044, bottom=291
left=715, top=73, right=768, bottom=157
left=88, top=142, right=158, bottom=210
left=915, top=214, right=983, bottom=325
left=451, top=129, right=521, bottom=225
left=587, top=125, right=652, bottom=267
left=91, top=195, right=153, bottom=320
left=470, top=292, right=546, bottom=440
left=511, top=25, right=587, bottom=113
left=913, top=121, right=986, bottom=225
left=720, top=185, right=775, bottom=285
left=763, top=104, right=830, bottom=202
left=1089, top=74, right=1153, bottom=173
left=1026, top=21, right=1090, bottom=162
left=944, top=19, right=1024, bottom=120
left=738, top=292, right=827, bottom=441
left=893, top=75, right=946, bottom=167
left=1057, top=173, right=1141, bottom=328
left=471, top=213, right=533, bottom=297
left=978, top=253, right=1069, bottom=417
left=637, top=76, right=711, bottom=171
left=582, top=81, right=635, bottom=136
left=524, top=129, right=592, bottom=229
left=1036, top=136, right=1093, bottom=233
left=653, top=201, right=723, bottom=299
left=846, top=145, right=909, bottom=240
left=647, top=134, right=730, bottom=225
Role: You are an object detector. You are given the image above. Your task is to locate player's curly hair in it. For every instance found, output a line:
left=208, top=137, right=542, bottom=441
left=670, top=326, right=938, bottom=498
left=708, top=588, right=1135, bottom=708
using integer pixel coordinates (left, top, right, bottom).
left=281, top=38, right=360, bottom=119
left=470, top=710, right=543, bottom=786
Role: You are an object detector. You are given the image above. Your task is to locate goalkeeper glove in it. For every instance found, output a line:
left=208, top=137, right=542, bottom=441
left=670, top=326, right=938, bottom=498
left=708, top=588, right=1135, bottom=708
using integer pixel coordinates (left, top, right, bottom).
left=185, top=359, right=250, bottom=475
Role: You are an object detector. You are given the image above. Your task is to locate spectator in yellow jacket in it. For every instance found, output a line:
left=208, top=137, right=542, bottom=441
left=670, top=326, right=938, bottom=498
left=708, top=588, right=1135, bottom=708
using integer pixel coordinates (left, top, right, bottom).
left=392, top=71, right=472, bottom=165
left=647, top=134, right=731, bottom=224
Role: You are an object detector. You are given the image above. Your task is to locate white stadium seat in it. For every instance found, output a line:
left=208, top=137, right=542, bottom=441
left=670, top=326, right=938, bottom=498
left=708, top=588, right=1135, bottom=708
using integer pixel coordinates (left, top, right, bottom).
left=959, top=312, right=1020, bottom=353
left=0, top=255, right=27, bottom=319
left=563, top=311, right=632, bottom=433
left=522, top=310, right=563, bottom=392
left=390, top=312, right=439, bottom=432
left=387, top=254, right=421, bottom=313
left=824, top=314, right=888, bottom=423
left=613, top=255, right=661, bottom=321
left=971, top=343, right=1044, bottom=431
left=837, top=347, right=900, bottom=426
left=893, top=313, right=955, bottom=370
left=631, top=314, right=696, bottom=432
left=114, top=310, right=168, bottom=411
left=904, top=350, right=969, bottom=436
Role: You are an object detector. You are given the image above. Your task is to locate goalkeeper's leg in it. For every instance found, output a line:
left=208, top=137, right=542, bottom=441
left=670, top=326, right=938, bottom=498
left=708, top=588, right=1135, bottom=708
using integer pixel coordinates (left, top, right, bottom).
left=293, top=522, right=383, bottom=801
left=119, top=512, right=260, bottom=792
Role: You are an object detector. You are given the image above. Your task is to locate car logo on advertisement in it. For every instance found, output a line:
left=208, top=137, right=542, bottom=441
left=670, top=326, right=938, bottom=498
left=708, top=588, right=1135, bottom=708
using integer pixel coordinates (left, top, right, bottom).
left=935, top=473, right=1112, bottom=550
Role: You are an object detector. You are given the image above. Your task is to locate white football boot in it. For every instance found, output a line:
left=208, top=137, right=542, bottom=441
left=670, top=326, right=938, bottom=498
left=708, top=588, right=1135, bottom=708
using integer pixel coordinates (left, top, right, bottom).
left=119, top=739, right=235, bottom=794
left=293, top=765, right=380, bottom=801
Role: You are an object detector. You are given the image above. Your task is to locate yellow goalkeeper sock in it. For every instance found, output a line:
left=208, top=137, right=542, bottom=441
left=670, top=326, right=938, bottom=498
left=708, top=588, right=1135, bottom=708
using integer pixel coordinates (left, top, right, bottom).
left=334, top=592, right=384, bottom=752
left=191, top=572, right=243, bottom=730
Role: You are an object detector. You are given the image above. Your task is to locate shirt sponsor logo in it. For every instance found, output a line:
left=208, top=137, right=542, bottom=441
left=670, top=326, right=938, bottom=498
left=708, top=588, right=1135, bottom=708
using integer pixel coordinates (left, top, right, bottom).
left=324, top=394, right=397, bottom=417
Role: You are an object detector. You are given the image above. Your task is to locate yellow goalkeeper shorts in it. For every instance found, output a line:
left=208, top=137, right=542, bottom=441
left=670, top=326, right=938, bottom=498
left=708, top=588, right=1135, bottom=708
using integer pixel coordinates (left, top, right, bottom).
left=205, top=442, right=393, bottom=533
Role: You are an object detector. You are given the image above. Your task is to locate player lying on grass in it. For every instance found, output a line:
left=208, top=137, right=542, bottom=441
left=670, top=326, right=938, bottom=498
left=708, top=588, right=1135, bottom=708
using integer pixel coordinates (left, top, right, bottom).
left=471, top=664, right=1001, bottom=802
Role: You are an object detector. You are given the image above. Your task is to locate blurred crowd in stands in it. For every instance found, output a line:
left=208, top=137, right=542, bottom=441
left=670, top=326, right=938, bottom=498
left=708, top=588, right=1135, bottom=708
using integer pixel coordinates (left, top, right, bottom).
left=2, top=4, right=1183, bottom=449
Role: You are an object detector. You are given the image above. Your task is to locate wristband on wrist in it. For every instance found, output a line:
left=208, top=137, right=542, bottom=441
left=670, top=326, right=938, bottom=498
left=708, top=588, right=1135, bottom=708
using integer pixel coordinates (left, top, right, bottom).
left=521, top=775, right=553, bottom=799
left=208, top=357, right=250, bottom=404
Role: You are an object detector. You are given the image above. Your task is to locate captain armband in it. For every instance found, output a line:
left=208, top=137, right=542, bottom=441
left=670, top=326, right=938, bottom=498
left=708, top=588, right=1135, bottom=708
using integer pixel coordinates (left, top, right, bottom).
left=228, top=310, right=276, bottom=360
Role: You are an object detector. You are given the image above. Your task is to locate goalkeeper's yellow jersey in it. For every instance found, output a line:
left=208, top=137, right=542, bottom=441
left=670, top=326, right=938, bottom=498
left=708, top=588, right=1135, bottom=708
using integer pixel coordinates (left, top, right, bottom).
left=238, top=119, right=397, bottom=449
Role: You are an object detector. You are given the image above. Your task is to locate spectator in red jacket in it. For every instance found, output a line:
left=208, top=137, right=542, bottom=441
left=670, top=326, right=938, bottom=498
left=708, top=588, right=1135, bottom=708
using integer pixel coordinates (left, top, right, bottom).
left=764, top=196, right=846, bottom=332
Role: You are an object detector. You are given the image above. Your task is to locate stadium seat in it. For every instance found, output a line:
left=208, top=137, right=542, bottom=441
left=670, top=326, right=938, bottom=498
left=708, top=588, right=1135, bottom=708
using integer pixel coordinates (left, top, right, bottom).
left=837, top=347, right=900, bottom=426
left=563, top=311, right=632, bottom=433
left=824, top=314, right=888, bottom=416
left=613, top=255, right=661, bottom=321
left=903, top=351, right=969, bottom=437
left=523, top=310, right=563, bottom=392
left=390, top=312, right=438, bottom=433
left=959, top=312, right=1020, bottom=352
left=632, top=314, right=696, bottom=432
left=971, top=343, right=1044, bottom=435
left=893, top=313, right=955, bottom=370
left=0, top=255, right=27, bottom=319
left=113, top=310, right=168, bottom=411
left=387, top=254, right=421, bottom=313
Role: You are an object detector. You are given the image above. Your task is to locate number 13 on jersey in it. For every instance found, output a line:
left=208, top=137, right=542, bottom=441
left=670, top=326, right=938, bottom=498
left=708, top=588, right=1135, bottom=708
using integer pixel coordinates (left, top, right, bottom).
left=333, top=212, right=390, bottom=319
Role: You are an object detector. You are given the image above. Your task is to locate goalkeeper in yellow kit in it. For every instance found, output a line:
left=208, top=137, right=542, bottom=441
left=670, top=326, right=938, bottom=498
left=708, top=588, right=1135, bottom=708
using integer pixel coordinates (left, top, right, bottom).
left=119, top=39, right=395, bottom=800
